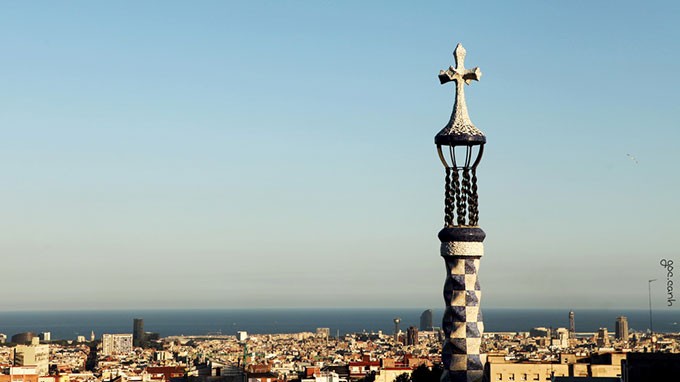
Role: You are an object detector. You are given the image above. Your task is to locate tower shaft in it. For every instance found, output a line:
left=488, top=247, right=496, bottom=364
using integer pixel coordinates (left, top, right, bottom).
left=440, top=228, right=485, bottom=382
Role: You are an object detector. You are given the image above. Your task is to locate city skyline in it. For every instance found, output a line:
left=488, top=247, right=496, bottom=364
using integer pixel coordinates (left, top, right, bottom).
left=1, top=1, right=679, bottom=310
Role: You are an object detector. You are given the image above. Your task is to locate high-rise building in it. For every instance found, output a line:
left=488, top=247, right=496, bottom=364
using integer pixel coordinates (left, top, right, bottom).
left=420, top=309, right=433, bottom=331
left=13, top=344, right=49, bottom=375
left=616, top=316, right=629, bottom=342
left=393, top=317, right=401, bottom=343
left=236, top=331, right=248, bottom=342
left=569, top=310, right=575, bottom=339
left=133, top=318, right=144, bottom=347
left=596, top=328, right=610, bottom=347
left=406, top=326, right=419, bottom=346
left=101, top=334, right=133, bottom=355
left=39, top=332, right=50, bottom=342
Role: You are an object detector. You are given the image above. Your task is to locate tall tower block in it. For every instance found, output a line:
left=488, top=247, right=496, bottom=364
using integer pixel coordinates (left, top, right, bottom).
left=616, top=316, right=629, bottom=342
left=420, top=309, right=434, bottom=331
left=435, top=43, right=486, bottom=382
left=133, top=318, right=144, bottom=347
left=569, top=310, right=575, bottom=339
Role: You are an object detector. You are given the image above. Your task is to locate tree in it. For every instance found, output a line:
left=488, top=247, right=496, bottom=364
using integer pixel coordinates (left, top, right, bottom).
left=395, top=373, right=411, bottom=382
left=357, top=371, right=376, bottom=382
left=410, top=364, right=443, bottom=382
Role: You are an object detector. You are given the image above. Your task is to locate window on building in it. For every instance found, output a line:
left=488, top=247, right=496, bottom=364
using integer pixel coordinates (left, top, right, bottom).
left=496, top=373, right=502, bottom=381
left=508, top=374, right=515, bottom=381
left=533, top=374, right=540, bottom=381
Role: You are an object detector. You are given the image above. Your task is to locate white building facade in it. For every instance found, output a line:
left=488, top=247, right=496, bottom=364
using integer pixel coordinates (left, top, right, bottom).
left=101, top=333, right=133, bottom=355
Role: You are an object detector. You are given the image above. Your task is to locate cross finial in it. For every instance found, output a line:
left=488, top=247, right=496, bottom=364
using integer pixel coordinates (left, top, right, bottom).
left=438, top=44, right=482, bottom=86
left=435, top=43, right=485, bottom=146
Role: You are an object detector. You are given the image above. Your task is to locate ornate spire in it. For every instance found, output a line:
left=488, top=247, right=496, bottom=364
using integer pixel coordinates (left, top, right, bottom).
left=436, top=44, right=485, bottom=146
left=435, top=43, right=488, bottom=382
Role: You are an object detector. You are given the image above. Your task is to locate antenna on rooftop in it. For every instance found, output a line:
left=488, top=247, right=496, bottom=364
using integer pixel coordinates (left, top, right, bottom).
left=649, top=279, right=657, bottom=351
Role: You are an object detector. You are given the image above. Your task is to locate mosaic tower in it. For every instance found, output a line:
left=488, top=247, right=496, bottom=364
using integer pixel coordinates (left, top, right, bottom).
left=435, top=43, right=486, bottom=382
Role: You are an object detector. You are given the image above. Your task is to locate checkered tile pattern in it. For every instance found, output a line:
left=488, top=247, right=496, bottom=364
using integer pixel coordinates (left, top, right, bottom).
left=441, top=247, right=484, bottom=382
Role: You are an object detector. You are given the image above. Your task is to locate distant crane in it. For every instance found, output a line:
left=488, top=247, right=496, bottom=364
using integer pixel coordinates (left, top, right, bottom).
left=240, top=342, right=252, bottom=369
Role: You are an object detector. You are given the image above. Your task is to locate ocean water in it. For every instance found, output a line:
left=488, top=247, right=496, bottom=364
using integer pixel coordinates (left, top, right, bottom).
left=0, top=308, right=678, bottom=340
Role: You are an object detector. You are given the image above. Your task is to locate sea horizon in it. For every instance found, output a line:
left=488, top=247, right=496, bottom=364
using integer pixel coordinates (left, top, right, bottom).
left=1, top=306, right=669, bottom=312
left=1, top=307, right=677, bottom=340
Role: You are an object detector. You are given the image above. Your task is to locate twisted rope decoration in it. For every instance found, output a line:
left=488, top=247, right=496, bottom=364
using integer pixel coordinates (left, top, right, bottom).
left=453, top=167, right=465, bottom=226
left=444, top=167, right=454, bottom=226
left=460, top=168, right=471, bottom=225
left=469, top=167, right=479, bottom=226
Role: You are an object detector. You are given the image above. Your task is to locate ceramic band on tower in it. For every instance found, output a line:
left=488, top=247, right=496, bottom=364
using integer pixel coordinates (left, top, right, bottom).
left=440, top=226, right=485, bottom=382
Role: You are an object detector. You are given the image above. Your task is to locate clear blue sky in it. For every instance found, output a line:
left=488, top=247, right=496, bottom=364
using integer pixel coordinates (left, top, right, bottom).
left=1, top=1, right=679, bottom=310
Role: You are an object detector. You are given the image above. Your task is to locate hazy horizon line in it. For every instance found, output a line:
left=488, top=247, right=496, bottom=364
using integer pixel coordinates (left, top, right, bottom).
left=1, top=306, right=660, bottom=313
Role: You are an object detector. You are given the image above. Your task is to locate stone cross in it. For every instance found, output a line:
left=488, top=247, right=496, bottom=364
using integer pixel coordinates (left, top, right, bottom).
left=438, top=44, right=482, bottom=134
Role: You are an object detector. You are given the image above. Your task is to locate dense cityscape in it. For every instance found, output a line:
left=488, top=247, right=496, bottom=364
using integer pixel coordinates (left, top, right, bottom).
left=1, top=310, right=679, bottom=382
left=3, top=1, right=680, bottom=381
